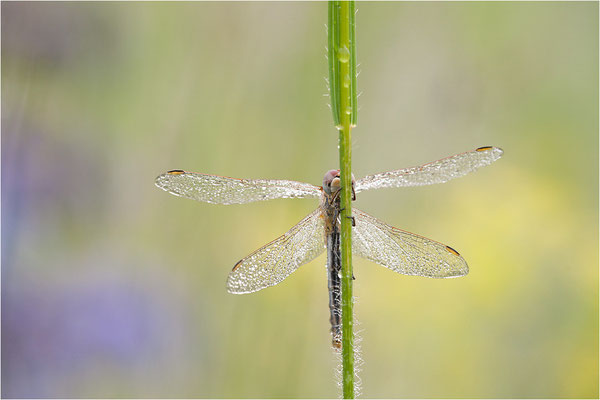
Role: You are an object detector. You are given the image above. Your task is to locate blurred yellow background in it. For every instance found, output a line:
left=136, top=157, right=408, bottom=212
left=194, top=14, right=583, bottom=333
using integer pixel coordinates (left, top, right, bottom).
left=2, top=2, right=597, bottom=398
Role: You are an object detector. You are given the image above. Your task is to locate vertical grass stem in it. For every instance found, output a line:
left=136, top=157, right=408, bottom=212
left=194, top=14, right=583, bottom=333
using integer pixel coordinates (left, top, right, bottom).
left=328, top=1, right=358, bottom=398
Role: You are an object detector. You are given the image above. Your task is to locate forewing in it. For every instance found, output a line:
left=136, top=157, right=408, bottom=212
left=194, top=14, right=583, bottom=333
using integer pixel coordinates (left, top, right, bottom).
left=355, top=146, right=503, bottom=192
left=352, top=209, right=468, bottom=278
left=227, top=208, right=326, bottom=293
left=155, top=170, right=321, bottom=205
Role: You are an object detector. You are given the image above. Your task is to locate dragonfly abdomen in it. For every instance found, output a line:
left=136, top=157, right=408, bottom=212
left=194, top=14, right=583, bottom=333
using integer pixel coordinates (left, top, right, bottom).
left=327, top=229, right=342, bottom=350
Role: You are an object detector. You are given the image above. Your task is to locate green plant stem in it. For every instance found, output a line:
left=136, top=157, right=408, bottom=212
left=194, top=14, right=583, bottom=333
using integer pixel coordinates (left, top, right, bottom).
left=339, top=124, right=354, bottom=400
left=328, top=1, right=357, bottom=398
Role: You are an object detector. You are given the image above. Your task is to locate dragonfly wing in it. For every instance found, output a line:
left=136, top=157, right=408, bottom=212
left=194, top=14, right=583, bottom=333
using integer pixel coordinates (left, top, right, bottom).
left=352, top=208, right=468, bottom=278
left=355, top=146, right=503, bottom=193
left=227, top=208, right=326, bottom=294
left=155, top=170, right=322, bottom=205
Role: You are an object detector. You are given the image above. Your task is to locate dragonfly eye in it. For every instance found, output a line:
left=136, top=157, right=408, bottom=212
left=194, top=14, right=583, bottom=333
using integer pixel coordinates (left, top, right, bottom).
left=322, top=170, right=356, bottom=194
left=323, top=169, right=340, bottom=194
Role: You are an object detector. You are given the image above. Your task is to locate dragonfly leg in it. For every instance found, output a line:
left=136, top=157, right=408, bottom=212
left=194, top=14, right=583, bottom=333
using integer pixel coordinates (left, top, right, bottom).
left=332, top=187, right=355, bottom=202
left=339, top=212, right=355, bottom=227
left=331, top=189, right=341, bottom=204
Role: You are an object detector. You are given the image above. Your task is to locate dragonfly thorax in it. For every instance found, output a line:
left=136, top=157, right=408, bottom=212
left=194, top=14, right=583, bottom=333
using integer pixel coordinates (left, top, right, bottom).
left=322, top=169, right=356, bottom=195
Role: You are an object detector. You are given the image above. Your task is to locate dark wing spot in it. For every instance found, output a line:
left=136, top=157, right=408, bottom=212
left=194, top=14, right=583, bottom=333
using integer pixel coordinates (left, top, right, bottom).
left=476, top=146, right=493, bottom=152
left=445, top=245, right=461, bottom=256
left=232, top=259, right=243, bottom=272
left=167, top=170, right=185, bottom=175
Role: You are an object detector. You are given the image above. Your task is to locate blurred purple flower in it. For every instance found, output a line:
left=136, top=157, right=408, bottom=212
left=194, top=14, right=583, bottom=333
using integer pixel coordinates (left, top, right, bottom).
left=2, top=274, right=175, bottom=397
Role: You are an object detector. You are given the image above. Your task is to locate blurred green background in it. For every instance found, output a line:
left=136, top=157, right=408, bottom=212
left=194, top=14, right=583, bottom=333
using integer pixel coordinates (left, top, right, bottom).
left=2, top=2, right=597, bottom=398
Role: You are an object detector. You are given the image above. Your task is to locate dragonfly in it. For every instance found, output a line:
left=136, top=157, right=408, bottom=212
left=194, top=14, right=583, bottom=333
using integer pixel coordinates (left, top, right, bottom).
left=155, top=146, right=503, bottom=349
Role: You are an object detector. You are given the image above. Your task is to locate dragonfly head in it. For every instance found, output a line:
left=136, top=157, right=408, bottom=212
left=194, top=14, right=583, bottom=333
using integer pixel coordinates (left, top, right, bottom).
left=322, top=169, right=356, bottom=195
